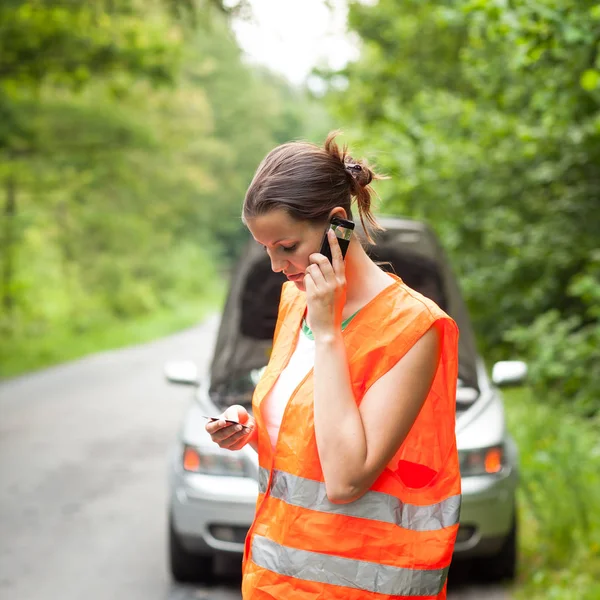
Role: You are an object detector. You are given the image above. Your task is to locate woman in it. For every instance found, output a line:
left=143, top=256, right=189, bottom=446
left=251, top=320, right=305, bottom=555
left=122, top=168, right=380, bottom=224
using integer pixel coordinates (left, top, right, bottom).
left=206, top=133, right=461, bottom=600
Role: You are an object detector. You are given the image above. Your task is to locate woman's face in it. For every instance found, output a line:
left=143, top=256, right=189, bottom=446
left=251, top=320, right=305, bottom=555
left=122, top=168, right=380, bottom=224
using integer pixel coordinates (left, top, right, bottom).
left=245, top=209, right=326, bottom=290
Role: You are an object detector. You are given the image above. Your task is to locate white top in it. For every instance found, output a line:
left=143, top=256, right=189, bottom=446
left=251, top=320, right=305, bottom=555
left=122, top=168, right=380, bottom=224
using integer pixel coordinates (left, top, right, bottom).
left=263, top=328, right=315, bottom=448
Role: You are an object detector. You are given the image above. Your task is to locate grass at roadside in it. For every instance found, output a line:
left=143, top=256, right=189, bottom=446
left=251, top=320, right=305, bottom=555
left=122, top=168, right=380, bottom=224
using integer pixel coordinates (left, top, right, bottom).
left=0, top=288, right=224, bottom=380
left=503, top=388, right=600, bottom=599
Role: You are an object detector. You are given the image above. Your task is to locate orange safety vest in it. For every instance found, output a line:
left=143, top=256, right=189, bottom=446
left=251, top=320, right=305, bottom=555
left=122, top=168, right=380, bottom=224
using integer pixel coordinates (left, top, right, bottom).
left=242, top=274, right=461, bottom=600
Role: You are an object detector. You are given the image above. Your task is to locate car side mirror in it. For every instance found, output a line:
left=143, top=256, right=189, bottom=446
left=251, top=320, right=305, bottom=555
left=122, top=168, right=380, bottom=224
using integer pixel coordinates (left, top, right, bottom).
left=491, top=360, right=528, bottom=388
left=164, top=360, right=200, bottom=386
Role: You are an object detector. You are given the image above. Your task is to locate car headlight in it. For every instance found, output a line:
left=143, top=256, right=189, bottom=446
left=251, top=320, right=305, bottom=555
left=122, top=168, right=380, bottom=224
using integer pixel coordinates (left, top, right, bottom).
left=182, top=444, right=246, bottom=477
left=459, top=445, right=505, bottom=477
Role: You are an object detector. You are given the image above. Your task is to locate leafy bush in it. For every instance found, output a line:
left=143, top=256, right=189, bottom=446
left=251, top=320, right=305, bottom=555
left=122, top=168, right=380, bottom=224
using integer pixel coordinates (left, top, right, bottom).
left=504, top=389, right=600, bottom=599
left=325, top=0, right=600, bottom=418
left=507, top=256, right=600, bottom=416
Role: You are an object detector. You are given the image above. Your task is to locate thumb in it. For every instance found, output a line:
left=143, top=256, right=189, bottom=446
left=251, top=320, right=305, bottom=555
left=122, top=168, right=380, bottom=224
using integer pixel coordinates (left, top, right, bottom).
left=223, top=404, right=249, bottom=424
left=236, top=406, right=250, bottom=425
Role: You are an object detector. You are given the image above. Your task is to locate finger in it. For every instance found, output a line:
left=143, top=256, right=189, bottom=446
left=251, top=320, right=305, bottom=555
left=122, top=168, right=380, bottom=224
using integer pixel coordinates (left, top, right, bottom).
left=304, top=271, right=317, bottom=295
left=306, top=263, right=327, bottom=288
left=309, top=252, right=335, bottom=278
left=205, top=417, right=239, bottom=432
left=227, top=404, right=250, bottom=425
left=220, top=428, right=247, bottom=448
left=237, top=407, right=250, bottom=425
left=213, top=422, right=246, bottom=444
left=208, top=419, right=251, bottom=436
left=220, top=422, right=254, bottom=449
left=205, top=419, right=226, bottom=434
left=328, top=229, right=345, bottom=274
left=223, top=406, right=240, bottom=423
left=205, top=416, right=240, bottom=436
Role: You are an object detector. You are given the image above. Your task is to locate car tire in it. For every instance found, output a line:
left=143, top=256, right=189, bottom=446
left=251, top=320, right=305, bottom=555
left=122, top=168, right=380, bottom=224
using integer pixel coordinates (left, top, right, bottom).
left=475, top=504, right=518, bottom=582
left=169, top=516, right=214, bottom=583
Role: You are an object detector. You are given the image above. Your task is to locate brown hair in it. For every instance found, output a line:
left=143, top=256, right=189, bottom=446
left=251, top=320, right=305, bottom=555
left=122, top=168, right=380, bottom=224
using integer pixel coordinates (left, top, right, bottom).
left=242, top=131, right=385, bottom=243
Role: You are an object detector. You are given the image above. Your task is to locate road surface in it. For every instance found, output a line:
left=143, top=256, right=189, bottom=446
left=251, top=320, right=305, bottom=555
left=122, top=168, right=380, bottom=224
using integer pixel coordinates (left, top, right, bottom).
left=0, top=318, right=509, bottom=600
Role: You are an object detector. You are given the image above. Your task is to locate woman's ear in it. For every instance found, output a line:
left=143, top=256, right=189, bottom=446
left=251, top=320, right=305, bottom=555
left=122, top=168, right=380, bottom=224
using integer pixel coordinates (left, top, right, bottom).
left=328, top=206, right=348, bottom=221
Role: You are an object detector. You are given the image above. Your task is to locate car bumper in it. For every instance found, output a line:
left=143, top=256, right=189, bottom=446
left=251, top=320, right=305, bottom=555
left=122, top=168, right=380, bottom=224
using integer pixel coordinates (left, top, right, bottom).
left=454, top=466, right=518, bottom=558
left=170, top=468, right=258, bottom=555
left=170, top=465, right=518, bottom=559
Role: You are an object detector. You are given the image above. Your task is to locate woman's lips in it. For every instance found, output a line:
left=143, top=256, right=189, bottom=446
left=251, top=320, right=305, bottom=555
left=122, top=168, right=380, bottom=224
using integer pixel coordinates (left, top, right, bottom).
left=286, top=273, right=304, bottom=281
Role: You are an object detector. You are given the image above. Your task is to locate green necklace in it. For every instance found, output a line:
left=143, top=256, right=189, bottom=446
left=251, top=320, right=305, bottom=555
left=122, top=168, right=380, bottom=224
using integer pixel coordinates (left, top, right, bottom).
left=301, top=310, right=360, bottom=341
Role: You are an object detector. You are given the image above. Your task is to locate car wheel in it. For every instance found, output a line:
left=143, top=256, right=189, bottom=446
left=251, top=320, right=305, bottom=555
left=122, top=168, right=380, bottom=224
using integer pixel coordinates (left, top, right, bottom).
left=475, top=505, right=518, bottom=582
left=169, top=516, right=214, bottom=583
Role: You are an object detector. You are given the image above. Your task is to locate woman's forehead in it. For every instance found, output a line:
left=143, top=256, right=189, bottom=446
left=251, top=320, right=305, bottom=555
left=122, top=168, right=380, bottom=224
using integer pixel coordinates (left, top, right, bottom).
left=246, top=210, right=310, bottom=243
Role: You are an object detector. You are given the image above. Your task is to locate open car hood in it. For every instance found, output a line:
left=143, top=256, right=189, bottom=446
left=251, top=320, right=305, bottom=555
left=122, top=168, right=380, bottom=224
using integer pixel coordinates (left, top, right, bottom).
left=209, top=217, right=480, bottom=402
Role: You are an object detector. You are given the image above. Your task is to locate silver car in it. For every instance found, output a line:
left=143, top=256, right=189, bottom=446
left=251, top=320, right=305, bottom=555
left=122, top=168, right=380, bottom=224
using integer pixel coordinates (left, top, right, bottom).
left=165, top=217, right=524, bottom=584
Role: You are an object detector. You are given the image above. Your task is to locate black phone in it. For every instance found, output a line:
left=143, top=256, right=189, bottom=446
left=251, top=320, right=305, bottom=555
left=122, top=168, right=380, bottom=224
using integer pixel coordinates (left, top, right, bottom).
left=202, top=415, right=251, bottom=432
left=319, top=216, right=355, bottom=263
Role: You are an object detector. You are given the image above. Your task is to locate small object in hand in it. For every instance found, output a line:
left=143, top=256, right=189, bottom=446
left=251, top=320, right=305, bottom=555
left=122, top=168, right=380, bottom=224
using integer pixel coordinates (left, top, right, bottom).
left=318, top=216, right=355, bottom=263
left=202, top=415, right=251, bottom=432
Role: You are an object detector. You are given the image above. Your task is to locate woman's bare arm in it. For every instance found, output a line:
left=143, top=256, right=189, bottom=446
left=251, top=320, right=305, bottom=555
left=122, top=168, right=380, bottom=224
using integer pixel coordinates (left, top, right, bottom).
left=313, top=325, right=440, bottom=503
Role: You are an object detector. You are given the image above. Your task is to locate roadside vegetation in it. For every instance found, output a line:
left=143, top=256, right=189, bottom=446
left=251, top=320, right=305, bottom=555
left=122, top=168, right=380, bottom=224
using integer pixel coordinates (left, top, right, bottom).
left=504, top=388, right=600, bottom=600
left=323, top=0, right=600, bottom=418
left=1, top=292, right=223, bottom=377
left=0, top=0, right=329, bottom=378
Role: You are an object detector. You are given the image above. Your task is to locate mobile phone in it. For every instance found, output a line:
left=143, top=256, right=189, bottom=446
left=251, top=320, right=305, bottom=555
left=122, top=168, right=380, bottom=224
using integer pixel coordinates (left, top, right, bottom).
left=202, top=415, right=251, bottom=431
left=319, top=216, right=355, bottom=263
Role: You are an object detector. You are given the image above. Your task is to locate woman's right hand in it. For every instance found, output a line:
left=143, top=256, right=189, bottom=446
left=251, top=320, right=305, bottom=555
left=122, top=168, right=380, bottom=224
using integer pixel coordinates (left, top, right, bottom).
left=205, top=404, right=256, bottom=451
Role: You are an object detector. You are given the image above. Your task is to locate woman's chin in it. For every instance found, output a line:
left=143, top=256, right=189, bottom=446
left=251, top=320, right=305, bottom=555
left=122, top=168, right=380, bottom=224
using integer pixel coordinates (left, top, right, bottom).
left=292, top=279, right=305, bottom=291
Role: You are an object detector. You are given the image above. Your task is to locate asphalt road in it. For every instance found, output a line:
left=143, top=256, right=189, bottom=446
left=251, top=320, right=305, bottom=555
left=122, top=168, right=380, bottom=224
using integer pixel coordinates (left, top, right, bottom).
left=0, top=317, right=508, bottom=600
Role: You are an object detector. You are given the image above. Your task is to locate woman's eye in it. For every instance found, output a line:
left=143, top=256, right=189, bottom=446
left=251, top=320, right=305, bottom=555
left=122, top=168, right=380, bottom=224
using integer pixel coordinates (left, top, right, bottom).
left=281, top=245, right=297, bottom=253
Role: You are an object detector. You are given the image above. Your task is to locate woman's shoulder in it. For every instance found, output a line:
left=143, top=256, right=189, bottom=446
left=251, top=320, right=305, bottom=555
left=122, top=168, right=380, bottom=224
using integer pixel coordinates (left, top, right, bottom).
left=375, top=275, right=455, bottom=329
left=396, top=279, right=447, bottom=317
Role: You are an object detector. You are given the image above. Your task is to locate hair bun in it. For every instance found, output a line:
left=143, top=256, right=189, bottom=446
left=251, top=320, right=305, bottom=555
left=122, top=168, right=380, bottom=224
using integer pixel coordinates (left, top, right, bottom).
left=344, top=161, right=373, bottom=187
left=322, top=130, right=386, bottom=243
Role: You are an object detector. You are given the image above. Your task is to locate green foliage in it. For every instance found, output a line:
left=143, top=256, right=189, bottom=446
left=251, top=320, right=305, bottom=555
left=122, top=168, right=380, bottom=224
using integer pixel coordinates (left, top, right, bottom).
left=0, top=0, right=327, bottom=377
left=0, top=1, right=177, bottom=92
left=0, top=293, right=224, bottom=378
left=506, top=257, right=600, bottom=417
left=504, top=388, right=600, bottom=599
left=326, top=0, right=600, bottom=413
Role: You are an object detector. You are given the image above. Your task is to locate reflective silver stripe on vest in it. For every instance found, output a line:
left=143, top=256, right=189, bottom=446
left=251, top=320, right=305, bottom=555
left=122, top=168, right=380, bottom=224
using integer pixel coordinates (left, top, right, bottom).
left=259, top=467, right=460, bottom=531
left=251, top=534, right=448, bottom=596
left=258, top=466, right=269, bottom=494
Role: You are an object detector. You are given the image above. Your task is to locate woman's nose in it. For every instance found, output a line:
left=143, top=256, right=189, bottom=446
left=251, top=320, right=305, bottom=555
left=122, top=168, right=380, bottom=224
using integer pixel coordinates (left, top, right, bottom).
left=267, top=251, right=287, bottom=273
left=270, top=259, right=286, bottom=273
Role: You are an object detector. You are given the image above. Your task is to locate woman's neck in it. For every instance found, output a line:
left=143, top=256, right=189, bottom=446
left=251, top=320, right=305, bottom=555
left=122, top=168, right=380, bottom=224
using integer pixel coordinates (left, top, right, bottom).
left=343, top=238, right=393, bottom=313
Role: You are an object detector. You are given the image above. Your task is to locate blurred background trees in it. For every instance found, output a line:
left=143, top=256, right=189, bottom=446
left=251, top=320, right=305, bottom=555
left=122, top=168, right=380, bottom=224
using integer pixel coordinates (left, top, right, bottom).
left=0, top=0, right=328, bottom=373
left=325, top=0, right=600, bottom=418
left=1, top=0, right=598, bottom=419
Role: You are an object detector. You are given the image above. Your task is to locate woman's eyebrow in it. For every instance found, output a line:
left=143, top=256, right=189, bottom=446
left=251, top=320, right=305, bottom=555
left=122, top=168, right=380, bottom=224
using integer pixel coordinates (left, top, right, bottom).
left=256, top=238, right=293, bottom=247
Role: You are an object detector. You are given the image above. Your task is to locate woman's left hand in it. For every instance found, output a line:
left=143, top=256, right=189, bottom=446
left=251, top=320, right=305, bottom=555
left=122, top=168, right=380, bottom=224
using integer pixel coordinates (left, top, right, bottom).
left=304, top=229, right=347, bottom=339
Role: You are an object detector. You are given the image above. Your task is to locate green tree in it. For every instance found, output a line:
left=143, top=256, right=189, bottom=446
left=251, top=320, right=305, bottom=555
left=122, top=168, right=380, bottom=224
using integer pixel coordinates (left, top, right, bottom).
left=0, top=0, right=180, bottom=320
left=325, top=0, right=600, bottom=413
left=0, top=1, right=327, bottom=376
